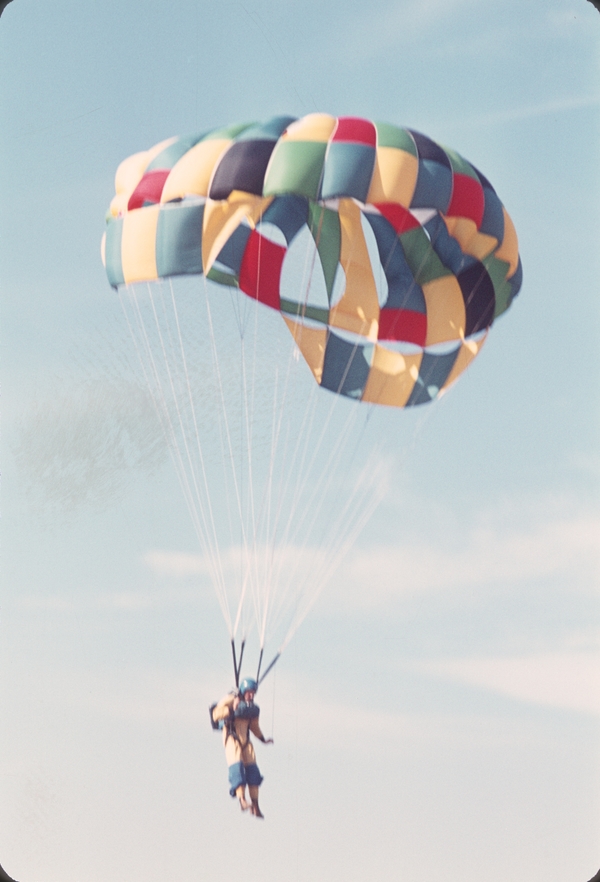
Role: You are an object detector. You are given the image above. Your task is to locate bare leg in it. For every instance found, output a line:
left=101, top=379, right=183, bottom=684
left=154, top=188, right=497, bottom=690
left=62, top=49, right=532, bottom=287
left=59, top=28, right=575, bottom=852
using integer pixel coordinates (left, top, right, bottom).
left=236, top=785, right=249, bottom=811
left=248, top=785, right=263, bottom=818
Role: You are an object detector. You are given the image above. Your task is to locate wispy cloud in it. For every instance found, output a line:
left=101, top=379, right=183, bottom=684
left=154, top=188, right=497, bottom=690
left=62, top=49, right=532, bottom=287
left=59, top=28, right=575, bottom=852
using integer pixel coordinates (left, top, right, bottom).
left=144, top=543, right=345, bottom=648
left=144, top=550, right=214, bottom=578
left=6, top=662, right=556, bottom=751
left=412, top=650, right=600, bottom=716
left=328, top=514, right=600, bottom=610
left=144, top=544, right=326, bottom=580
left=143, top=512, right=600, bottom=615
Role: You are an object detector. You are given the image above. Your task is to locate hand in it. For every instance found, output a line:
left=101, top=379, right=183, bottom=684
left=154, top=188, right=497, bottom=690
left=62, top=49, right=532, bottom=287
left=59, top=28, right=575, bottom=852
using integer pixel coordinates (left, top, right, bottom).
left=264, top=738, right=274, bottom=745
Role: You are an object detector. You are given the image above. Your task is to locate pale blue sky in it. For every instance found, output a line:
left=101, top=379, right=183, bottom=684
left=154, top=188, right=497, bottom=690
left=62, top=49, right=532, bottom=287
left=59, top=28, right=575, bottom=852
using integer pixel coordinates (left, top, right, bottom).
left=1, top=2, right=599, bottom=881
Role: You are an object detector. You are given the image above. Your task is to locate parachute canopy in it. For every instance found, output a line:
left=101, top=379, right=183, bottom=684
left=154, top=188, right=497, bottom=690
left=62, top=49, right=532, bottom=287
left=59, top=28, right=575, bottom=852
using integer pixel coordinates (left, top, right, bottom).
left=102, top=113, right=522, bottom=409
left=102, top=115, right=523, bottom=673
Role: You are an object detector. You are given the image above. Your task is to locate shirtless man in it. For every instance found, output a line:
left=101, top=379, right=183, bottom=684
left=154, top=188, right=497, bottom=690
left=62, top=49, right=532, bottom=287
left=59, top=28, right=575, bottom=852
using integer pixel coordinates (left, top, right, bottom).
left=212, top=677, right=273, bottom=818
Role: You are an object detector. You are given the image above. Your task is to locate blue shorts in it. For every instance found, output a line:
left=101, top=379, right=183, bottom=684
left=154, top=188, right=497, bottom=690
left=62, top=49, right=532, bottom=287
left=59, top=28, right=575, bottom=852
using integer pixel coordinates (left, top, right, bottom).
left=228, top=761, right=263, bottom=796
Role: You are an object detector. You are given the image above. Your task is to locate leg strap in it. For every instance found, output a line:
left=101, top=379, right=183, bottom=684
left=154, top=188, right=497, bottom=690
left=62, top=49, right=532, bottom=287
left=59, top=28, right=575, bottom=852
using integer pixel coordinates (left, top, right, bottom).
left=228, top=761, right=246, bottom=797
left=244, top=763, right=263, bottom=787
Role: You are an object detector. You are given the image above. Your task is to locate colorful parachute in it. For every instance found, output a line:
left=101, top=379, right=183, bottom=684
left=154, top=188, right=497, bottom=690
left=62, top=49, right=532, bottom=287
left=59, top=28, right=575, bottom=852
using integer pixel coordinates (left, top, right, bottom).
left=102, top=114, right=522, bottom=680
left=103, top=113, right=522, bottom=409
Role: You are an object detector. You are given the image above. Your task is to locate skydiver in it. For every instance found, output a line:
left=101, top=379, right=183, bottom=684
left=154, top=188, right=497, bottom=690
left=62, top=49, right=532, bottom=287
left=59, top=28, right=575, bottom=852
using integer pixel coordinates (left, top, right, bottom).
left=211, top=677, right=273, bottom=818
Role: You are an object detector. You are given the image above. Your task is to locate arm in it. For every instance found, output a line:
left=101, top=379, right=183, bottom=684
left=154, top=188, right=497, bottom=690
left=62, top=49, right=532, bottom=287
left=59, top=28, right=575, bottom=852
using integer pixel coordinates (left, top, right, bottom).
left=212, top=693, right=236, bottom=723
left=249, top=715, right=273, bottom=744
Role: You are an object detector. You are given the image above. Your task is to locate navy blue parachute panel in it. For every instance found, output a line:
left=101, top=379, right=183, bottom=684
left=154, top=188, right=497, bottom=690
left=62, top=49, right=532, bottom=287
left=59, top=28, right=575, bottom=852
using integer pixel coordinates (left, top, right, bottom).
left=405, top=347, right=461, bottom=406
left=364, top=213, right=426, bottom=312
left=262, top=195, right=309, bottom=244
left=457, top=262, right=496, bottom=335
left=321, top=332, right=374, bottom=400
left=424, top=214, right=477, bottom=278
left=215, top=222, right=253, bottom=277
left=209, top=140, right=278, bottom=200
left=409, top=130, right=453, bottom=213
left=409, top=130, right=450, bottom=165
left=473, top=167, right=505, bottom=241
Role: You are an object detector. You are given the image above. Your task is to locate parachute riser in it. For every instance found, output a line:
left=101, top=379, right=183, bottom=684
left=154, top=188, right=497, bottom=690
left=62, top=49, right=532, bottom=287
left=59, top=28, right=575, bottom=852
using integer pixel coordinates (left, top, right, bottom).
left=256, top=647, right=264, bottom=683
left=230, top=641, right=280, bottom=690
left=231, top=639, right=240, bottom=689
left=257, top=651, right=281, bottom=687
